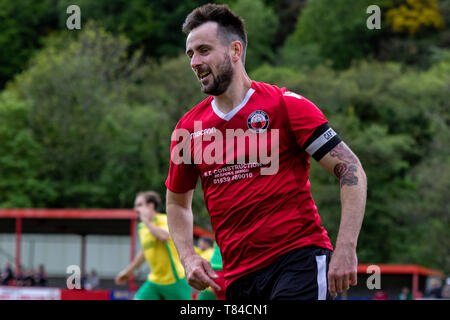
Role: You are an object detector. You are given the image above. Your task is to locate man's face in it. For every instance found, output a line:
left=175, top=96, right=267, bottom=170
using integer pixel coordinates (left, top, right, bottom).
left=198, top=238, right=211, bottom=251
left=134, top=195, right=145, bottom=214
left=134, top=195, right=154, bottom=219
left=186, top=22, right=234, bottom=96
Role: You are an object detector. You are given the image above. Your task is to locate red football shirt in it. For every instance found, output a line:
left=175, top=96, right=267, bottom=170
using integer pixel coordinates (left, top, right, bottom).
left=166, top=81, right=337, bottom=287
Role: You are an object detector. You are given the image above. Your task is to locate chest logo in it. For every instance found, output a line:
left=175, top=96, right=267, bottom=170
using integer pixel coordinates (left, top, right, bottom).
left=247, top=110, right=269, bottom=133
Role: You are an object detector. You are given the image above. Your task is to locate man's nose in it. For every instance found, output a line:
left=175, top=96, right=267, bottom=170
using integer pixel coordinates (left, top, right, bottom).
left=190, top=53, right=202, bottom=71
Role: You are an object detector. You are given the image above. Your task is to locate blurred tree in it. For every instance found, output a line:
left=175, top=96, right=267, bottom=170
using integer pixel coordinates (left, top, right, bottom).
left=279, top=37, right=326, bottom=69
left=231, top=0, right=279, bottom=71
left=0, top=0, right=211, bottom=87
left=96, top=104, right=173, bottom=208
left=12, top=24, right=145, bottom=207
left=390, top=54, right=450, bottom=271
left=287, top=0, right=383, bottom=69
left=438, top=0, right=450, bottom=46
left=272, top=0, right=307, bottom=48
left=386, top=0, right=445, bottom=35
left=0, top=92, right=57, bottom=207
left=377, top=0, right=448, bottom=68
left=0, top=0, right=58, bottom=87
left=132, top=55, right=206, bottom=122
left=57, top=0, right=210, bottom=58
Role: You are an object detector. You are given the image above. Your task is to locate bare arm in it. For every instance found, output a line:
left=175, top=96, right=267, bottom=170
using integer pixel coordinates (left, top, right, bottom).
left=318, top=141, right=367, bottom=297
left=166, top=189, right=197, bottom=260
left=140, top=216, right=169, bottom=242
left=166, top=189, right=220, bottom=291
left=319, top=141, right=367, bottom=250
left=115, top=250, right=146, bottom=285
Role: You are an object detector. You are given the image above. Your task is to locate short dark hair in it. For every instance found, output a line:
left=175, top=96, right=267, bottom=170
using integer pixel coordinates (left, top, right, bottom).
left=182, top=4, right=247, bottom=63
left=137, top=191, right=161, bottom=211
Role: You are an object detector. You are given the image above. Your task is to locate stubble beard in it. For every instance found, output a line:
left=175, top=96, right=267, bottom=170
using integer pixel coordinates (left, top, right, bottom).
left=201, top=53, right=234, bottom=96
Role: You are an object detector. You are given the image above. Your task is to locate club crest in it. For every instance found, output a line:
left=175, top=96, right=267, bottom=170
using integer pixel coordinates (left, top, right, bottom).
left=247, top=110, right=269, bottom=133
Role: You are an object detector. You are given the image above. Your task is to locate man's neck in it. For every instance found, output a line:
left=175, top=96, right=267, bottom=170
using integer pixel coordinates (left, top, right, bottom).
left=213, top=71, right=252, bottom=114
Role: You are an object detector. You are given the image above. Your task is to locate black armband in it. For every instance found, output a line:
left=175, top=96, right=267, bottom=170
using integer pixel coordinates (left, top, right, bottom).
left=303, top=123, right=342, bottom=161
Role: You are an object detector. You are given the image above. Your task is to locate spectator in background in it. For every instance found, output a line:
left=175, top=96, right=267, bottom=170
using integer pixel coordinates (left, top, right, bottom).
left=36, top=265, right=48, bottom=287
left=84, top=269, right=100, bottom=290
left=24, top=268, right=37, bottom=287
left=426, top=279, right=442, bottom=299
left=1, top=263, right=14, bottom=285
left=441, top=278, right=450, bottom=299
left=14, top=266, right=26, bottom=286
left=398, top=286, right=412, bottom=300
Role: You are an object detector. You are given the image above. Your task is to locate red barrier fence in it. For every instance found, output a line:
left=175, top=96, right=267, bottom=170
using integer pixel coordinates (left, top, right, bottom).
left=0, top=286, right=116, bottom=300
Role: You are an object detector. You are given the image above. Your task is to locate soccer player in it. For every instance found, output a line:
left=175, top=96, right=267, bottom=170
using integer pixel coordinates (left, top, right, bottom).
left=115, top=191, right=191, bottom=300
left=165, top=4, right=367, bottom=300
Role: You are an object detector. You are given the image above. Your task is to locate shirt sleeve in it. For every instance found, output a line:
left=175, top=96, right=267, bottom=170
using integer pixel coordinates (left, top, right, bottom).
left=283, top=91, right=341, bottom=161
left=165, top=119, right=199, bottom=193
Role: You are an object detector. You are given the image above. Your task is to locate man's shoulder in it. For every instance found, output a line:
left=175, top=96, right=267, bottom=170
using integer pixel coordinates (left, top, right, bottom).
left=176, top=95, right=214, bottom=128
left=155, top=213, right=168, bottom=226
left=252, top=80, right=307, bottom=105
left=252, top=80, right=286, bottom=97
left=252, top=80, right=315, bottom=112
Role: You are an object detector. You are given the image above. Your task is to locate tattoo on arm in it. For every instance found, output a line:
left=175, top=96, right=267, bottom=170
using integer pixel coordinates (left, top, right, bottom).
left=330, top=143, right=359, bottom=187
left=334, top=163, right=358, bottom=187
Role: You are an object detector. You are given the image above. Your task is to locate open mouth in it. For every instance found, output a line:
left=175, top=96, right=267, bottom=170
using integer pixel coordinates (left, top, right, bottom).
left=198, top=71, right=211, bottom=80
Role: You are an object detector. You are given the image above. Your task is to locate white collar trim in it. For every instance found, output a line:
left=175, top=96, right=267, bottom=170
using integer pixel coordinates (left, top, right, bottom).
left=211, top=88, right=255, bottom=121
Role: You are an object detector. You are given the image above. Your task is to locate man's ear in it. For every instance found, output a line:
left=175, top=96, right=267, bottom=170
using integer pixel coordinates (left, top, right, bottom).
left=231, top=41, right=243, bottom=63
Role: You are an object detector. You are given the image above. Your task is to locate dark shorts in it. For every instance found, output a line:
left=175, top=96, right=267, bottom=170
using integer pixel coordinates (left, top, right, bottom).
left=226, top=246, right=333, bottom=300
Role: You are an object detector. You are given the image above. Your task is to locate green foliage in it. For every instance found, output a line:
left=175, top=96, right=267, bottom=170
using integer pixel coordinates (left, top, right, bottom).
left=0, top=92, right=57, bottom=207
left=132, top=55, right=207, bottom=121
left=397, top=55, right=450, bottom=271
left=11, top=24, right=147, bottom=207
left=376, top=0, right=450, bottom=68
left=270, top=0, right=308, bottom=47
left=279, top=36, right=325, bottom=69
left=0, top=0, right=58, bottom=87
left=0, top=0, right=209, bottom=87
left=230, top=0, right=279, bottom=71
left=386, top=0, right=445, bottom=35
left=56, top=0, right=210, bottom=58
left=287, top=0, right=383, bottom=69
left=96, top=104, right=173, bottom=208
